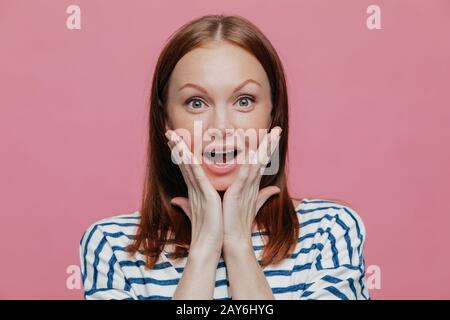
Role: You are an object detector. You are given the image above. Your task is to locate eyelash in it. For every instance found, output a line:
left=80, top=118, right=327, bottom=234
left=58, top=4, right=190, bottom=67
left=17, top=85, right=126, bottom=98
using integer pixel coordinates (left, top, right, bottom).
left=184, top=95, right=256, bottom=111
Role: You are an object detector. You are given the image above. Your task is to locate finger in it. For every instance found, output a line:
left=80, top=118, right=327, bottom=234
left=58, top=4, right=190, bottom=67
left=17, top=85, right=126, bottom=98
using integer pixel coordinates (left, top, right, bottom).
left=189, top=153, right=211, bottom=186
left=166, top=130, right=214, bottom=191
left=169, top=130, right=192, bottom=164
left=167, top=141, right=197, bottom=197
left=165, top=130, right=198, bottom=189
left=166, top=130, right=190, bottom=167
left=256, top=129, right=270, bottom=167
left=268, top=127, right=282, bottom=155
left=171, top=132, right=205, bottom=190
left=259, top=126, right=281, bottom=166
left=259, top=128, right=282, bottom=176
left=256, top=186, right=281, bottom=212
left=170, top=197, right=192, bottom=221
left=249, top=127, right=281, bottom=180
left=234, top=148, right=253, bottom=187
left=166, top=130, right=212, bottom=196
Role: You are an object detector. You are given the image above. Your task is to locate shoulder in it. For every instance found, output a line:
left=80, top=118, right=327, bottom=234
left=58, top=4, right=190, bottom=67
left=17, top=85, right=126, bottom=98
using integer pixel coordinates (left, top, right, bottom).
left=79, top=212, right=141, bottom=299
left=294, top=197, right=367, bottom=267
left=79, top=211, right=141, bottom=254
left=295, top=197, right=366, bottom=239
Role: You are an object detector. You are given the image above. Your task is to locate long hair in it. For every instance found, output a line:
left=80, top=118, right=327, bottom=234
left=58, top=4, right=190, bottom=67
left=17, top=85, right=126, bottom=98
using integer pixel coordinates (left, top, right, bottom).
left=127, top=14, right=301, bottom=268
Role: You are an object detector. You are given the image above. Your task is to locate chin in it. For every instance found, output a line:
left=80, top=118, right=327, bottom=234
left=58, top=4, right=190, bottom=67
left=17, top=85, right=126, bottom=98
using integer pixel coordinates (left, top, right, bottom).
left=209, top=174, right=235, bottom=191
left=213, top=181, right=231, bottom=192
left=202, top=165, right=239, bottom=192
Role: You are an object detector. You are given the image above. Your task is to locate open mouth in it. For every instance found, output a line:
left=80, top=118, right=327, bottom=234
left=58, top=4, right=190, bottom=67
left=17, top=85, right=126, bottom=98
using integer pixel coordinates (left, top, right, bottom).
left=203, top=149, right=242, bottom=164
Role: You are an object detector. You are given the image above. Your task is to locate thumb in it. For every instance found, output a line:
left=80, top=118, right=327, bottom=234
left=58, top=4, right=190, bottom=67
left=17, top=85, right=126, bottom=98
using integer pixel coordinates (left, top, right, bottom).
left=170, top=197, right=192, bottom=221
left=256, top=186, right=281, bottom=212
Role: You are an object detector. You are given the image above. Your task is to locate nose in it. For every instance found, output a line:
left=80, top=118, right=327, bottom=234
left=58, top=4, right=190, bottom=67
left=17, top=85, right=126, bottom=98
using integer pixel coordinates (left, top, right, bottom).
left=205, top=106, right=235, bottom=142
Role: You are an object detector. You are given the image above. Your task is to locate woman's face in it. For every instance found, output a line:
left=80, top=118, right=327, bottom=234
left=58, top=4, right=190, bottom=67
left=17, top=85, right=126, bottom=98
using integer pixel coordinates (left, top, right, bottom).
left=165, top=41, right=273, bottom=191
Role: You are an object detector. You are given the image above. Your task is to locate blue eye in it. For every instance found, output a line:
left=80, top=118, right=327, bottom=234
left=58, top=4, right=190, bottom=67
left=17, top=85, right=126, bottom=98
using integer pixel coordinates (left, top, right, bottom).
left=185, top=98, right=206, bottom=110
left=236, top=96, right=255, bottom=108
left=184, top=96, right=255, bottom=111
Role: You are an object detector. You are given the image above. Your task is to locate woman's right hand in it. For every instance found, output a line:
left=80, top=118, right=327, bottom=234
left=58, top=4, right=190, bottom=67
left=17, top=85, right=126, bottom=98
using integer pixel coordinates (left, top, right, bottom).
left=165, top=129, right=223, bottom=258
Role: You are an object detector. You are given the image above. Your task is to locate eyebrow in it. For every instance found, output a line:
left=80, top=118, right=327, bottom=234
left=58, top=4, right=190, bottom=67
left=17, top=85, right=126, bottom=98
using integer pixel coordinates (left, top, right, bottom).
left=178, top=79, right=262, bottom=94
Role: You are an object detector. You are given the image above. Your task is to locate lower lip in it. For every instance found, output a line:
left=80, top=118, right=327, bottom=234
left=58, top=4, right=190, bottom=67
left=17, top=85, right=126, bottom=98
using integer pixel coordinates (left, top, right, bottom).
left=202, top=154, right=238, bottom=175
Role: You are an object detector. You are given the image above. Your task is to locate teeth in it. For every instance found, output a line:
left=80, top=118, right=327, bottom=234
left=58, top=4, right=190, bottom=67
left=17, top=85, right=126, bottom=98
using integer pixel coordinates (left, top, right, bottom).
left=206, top=150, right=234, bottom=156
left=204, top=149, right=240, bottom=163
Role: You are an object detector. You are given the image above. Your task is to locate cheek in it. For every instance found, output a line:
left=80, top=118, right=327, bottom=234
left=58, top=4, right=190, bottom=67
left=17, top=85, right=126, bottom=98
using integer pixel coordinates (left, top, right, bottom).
left=168, top=107, right=193, bottom=129
left=234, top=110, right=272, bottom=150
left=167, top=110, right=203, bottom=151
left=234, top=104, right=272, bottom=129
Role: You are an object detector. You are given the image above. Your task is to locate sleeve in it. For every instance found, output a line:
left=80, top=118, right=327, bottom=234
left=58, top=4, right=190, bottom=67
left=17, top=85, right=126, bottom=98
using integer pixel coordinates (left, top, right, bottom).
left=79, top=223, right=138, bottom=300
left=297, top=205, right=370, bottom=300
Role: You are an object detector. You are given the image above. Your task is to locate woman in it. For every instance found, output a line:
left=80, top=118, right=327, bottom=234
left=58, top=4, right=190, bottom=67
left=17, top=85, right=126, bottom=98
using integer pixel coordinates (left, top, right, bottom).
left=79, top=14, right=369, bottom=300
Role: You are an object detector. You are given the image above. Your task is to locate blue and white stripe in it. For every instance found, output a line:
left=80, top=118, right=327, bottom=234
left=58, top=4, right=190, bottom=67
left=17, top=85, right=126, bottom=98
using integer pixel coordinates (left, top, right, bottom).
left=79, top=199, right=370, bottom=300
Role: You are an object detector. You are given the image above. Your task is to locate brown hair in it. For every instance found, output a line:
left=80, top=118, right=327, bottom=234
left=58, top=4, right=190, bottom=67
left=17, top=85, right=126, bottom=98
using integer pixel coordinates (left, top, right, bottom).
left=127, top=14, right=302, bottom=268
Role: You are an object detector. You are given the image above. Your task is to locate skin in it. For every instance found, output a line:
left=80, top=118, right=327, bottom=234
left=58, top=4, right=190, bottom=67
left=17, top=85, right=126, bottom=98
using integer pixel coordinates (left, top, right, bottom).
left=163, top=41, right=294, bottom=300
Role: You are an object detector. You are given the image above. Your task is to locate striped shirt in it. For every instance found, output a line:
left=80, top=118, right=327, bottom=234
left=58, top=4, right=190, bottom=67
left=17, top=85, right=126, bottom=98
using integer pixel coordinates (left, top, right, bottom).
left=79, top=198, right=370, bottom=300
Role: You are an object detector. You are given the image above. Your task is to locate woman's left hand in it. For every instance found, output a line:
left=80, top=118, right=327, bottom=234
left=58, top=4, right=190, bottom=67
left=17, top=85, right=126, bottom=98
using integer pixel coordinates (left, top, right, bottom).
left=222, top=126, right=282, bottom=251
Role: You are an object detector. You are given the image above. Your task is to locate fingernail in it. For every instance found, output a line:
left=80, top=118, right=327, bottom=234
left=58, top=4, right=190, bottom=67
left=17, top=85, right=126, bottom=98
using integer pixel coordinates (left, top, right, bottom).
left=170, top=132, right=179, bottom=142
left=273, top=127, right=282, bottom=136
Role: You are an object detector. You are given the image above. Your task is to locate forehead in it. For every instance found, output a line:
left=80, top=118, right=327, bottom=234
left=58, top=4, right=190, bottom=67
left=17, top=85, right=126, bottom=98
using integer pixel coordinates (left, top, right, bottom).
left=169, top=42, right=270, bottom=90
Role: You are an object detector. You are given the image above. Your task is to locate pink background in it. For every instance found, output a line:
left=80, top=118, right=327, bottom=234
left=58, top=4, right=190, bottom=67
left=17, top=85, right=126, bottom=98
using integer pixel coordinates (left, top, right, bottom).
left=1, top=0, right=449, bottom=299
